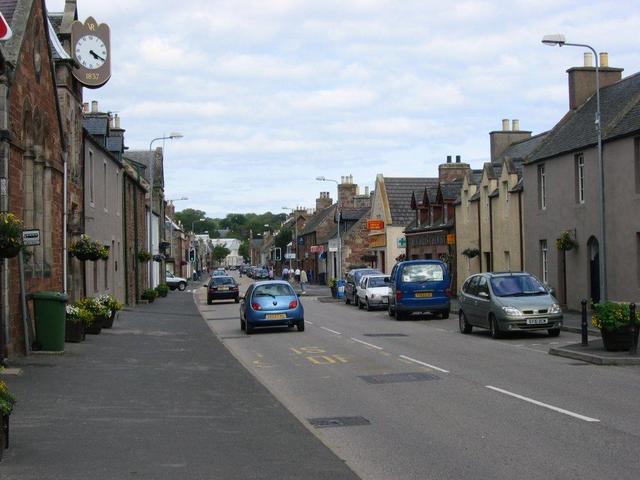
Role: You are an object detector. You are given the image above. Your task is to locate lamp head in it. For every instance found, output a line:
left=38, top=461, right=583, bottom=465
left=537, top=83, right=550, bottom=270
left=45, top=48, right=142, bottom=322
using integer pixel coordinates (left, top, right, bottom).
left=199, top=218, right=205, bottom=221
left=542, top=34, right=566, bottom=46
left=169, top=132, right=184, bottom=139
left=316, top=176, right=326, bottom=181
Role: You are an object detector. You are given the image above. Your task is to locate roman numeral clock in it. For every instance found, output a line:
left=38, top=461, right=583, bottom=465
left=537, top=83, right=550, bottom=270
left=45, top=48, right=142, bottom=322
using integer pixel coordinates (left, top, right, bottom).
left=71, top=17, right=111, bottom=88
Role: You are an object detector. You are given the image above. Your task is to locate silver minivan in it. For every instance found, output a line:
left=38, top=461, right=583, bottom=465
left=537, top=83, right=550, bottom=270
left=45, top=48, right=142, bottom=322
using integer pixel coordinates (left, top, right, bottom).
left=458, top=272, right=563, bottom=338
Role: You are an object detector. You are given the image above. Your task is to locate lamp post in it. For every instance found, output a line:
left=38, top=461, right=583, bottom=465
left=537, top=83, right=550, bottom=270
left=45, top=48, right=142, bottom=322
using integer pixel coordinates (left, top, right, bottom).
left=191, top=218, right=205, bottom=278
left=148, top=132, right=183, bottom=288
left=316, top=176, right=342, bottom=280
left=542, top=34, right=606, bottom=301
left=283, top=207, right=297, bottom=270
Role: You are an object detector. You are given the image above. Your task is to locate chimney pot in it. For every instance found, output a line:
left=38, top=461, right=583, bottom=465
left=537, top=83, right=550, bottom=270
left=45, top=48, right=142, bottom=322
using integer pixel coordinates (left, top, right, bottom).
left=115, top=115, right=121, bottom=129
left=599, top=52, right=609, bottom=68
left=446, top=155, right=452, bottom=163
left=502, top=119, right=510, bottom=131
left=91, top=101, right=98, bottom=113
left=584, top=52, right=594, bottom=67
left=365, top=186, right=369, bottom=196
left=512, top=119, right=520, bottom=131
left=456, top=155, right=461, bottom=163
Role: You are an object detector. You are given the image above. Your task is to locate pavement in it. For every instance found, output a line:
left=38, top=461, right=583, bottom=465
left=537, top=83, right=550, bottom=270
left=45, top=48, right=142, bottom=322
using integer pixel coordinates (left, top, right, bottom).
left=0, top=287, right=359, bottom=479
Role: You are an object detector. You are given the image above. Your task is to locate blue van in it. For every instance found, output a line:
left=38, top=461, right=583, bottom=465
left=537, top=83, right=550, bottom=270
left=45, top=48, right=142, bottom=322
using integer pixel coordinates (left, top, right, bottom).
left=386, top=260, right=451, bottom=320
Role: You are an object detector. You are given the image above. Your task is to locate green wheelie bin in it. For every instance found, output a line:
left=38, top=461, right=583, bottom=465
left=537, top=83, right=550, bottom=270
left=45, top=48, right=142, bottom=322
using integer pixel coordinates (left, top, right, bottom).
left=32, top=291, right=68, bottom=351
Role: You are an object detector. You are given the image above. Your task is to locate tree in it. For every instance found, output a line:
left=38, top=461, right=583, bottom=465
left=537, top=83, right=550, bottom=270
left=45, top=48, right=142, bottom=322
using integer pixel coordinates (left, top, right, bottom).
left=239, top=240, right=250, bottom=262
left=212, top=245, right=230, bottom=264
left=274, top=227, right=292, bottom=251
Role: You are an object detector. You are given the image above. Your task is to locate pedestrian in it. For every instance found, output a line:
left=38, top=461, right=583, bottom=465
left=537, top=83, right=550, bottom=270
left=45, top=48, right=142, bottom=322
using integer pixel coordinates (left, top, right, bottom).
left=300, top=269, right=308, bottom=294
left=282, top=266, right=289, bottom=281
left=295, top=267, right=301, bottom=284
left=269, top=266, right=274, bottom=280
left=289, top=268, right=295, bottom=282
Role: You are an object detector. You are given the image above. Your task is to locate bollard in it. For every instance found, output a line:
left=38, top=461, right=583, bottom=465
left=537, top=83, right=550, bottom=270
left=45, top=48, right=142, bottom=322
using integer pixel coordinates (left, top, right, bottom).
left=630, top=303, right=638, bottom=355
left=581, top=299, right=588, bottom=347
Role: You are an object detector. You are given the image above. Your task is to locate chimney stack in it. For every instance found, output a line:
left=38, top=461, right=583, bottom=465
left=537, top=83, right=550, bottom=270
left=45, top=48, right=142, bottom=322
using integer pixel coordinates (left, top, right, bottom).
left=490, top=120, right=532, bottom=162
left=91, top=101, right=98, bottom=113
left=567, top=53, right=622, bottom=110
left=338, top=175, right=358, bottom=208
left=502, top=119, right=510, bottom=131
left=316, top=192, right=333, bottom=211
left=365, top=186, right=369, bottom=196
left=439, top=155, right=470, bottom=183
left=512, top=119, right=520, bottom=131
left=114, top=114, right=121, bottom=129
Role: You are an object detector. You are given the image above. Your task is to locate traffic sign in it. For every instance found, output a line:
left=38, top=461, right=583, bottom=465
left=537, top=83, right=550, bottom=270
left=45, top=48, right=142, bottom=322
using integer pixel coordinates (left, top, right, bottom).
left=0, top=11, right=12, bottom=41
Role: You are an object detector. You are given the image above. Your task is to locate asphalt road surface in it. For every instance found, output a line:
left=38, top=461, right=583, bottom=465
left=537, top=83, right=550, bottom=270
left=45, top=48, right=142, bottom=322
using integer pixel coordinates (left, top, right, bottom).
left=198, top=274, right=640, bottom=480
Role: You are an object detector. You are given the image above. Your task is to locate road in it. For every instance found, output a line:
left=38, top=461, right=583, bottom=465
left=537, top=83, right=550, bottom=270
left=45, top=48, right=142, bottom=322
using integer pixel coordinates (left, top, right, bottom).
left=199, top=274, right=640, bottom=480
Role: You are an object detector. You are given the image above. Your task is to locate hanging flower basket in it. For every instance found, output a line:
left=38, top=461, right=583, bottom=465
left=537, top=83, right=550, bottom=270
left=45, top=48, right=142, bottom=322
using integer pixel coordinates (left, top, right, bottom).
left=137, top=250, right=152, bottom=262
left=70, top=235, right=102, bottom=262
left=0, top=213, right=23, bottom=259
left=98, top=246, right=110, bottom=261
left=556, top=231, right=578, bottom=251
left=462, top=248, right=480, bottom=259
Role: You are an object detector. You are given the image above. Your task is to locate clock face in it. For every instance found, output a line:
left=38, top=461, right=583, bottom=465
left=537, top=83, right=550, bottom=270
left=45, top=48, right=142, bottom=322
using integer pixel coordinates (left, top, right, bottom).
left=75, top=35, right=107, bottom=70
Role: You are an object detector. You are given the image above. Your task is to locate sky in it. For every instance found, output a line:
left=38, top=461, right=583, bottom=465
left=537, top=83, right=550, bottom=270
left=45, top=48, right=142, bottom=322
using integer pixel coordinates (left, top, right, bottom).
left=46, top=0, right=640, bottom=218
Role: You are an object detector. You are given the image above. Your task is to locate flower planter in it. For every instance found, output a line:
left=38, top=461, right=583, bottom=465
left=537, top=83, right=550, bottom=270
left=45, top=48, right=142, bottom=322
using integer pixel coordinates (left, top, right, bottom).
left=65, top=320, right=85, bottom=343
left=330, top=286, right=337, bottom=298
left=0, top=244, right=21, bottom=259
left=102, top=311, right=119, bottom=329
left=601, top=326, right=640, bottom=352
left=85, top=315, right=106, bottom=335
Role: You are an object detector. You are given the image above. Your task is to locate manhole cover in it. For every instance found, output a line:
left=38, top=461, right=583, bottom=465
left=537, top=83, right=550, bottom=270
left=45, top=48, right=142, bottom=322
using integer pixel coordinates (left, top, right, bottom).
left=359, top=372, right=440, bottom=384
left=308, top=416, right=371, bottom=428
left=363, top=333, right=408, bottom=337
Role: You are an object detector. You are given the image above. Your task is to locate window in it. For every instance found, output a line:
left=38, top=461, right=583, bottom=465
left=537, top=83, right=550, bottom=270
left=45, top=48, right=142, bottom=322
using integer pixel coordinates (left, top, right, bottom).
left=540, top=240, right=548, bottom=283
left=490, top=275, right=547, bottom=297
left=477, top=277, right=490, bottom=297
left=538, top=164, right=546, bottom=209
left=401, top=264, right=444, bottom=282
left=504, top=251, right=511, bottom=271
left=575, top=153, right=585, bottom=204
left=89, top=150, right=94, bottom=204
left=484, top=252, right=492, bottom=272
left=503, top=181, right=509, bottom=218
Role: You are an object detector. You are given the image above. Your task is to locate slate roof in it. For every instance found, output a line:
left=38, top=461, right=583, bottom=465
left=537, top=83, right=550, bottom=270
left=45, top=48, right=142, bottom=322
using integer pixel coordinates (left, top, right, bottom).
left=469, top=192, right=481, bottom=202
left=441, top=181, right=463, bottom=200
left=298, top=204, right=336, bottom=236
left=106, top=136, right=124, bottom=153
left=502, top=132, right=548, bottom=163
left=340, top=207, right=369, bottom=221
left=125, top=150, right=164, bottom=186
left=530, top=71, right=640, bottom=163
left=384, top=177, right=439, bottom=226
left=83, top=116, right=109, bottom=136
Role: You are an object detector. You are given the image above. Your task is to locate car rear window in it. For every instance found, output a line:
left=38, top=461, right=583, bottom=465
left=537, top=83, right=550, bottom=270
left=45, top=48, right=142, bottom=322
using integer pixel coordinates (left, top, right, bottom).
left=368, top=277, right=388, bottom=287
left=253, top=284, right=295, bottom=297
left=354, top=270, right=382, bottom=283
left=212, top=277, right=235, bottom=285
left=401, top=264, right=444, bottom=282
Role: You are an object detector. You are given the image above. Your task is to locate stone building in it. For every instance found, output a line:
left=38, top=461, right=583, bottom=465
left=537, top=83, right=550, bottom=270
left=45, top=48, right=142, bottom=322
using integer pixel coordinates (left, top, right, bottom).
left=523, top=54, right=640, bottom=309
left=0, top=0, right=66, bottom=356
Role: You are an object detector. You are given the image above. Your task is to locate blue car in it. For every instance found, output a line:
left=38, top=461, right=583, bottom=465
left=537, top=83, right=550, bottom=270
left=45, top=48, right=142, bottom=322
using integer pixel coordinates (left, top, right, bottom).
left=240, top=281, right=304, bottom=334
left=387, top=260, right=451, bottom=320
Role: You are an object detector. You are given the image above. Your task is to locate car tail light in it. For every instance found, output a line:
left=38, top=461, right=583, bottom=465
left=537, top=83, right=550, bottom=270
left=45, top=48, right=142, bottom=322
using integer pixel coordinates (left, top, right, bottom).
left=396, top=291, right=403, bottom=301
left=288, top=300, right=298, bottom=309
left=445, top=288, right=452, bottom=297
left=231, top=286, right=238, bottom=291
left=251, top=303, right=262, bottom=310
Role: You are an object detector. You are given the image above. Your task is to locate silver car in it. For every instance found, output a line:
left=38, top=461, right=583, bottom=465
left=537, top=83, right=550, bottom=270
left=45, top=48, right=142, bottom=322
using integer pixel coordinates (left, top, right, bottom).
left=458, top=272, right=563, bottom=338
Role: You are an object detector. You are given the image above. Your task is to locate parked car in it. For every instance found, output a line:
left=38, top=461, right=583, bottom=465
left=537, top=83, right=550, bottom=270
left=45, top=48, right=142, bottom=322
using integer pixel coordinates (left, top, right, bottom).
left=240, top=280, right=304, bottom=334
left=165, top=271, right=188, bottom=291
left=458, top=272, right=563, bottom=338
left=344, top=268, right=383, bottom=306
left=387, top=260, right=451, bottom=320
left=205, top=275, right=240, bottom=304
left=212, top=268, right=226, bottom=277
left=254, top=268, right=269, bottom=280
left=357, top=274, right=391, bottom=311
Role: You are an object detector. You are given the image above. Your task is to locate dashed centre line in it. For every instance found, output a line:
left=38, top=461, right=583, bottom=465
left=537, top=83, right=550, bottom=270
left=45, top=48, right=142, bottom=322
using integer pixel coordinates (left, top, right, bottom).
left=399, top=355, right=449, bottom=373
left=320, top=326, right=342, bottom=335
left=350, top=338, right=383, bottom=350
left=486, top=385, right=600, bottom=422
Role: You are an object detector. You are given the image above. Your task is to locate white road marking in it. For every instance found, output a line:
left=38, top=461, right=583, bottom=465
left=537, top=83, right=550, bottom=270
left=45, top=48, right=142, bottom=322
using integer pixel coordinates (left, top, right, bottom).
left=486, top=385, right=600, bottom=422
left=307, top=321, right=313, bottom=325
left=399, top=355, right=449, bottom=373
left=320, top=326, right=342, bottom=335
left=350, top=338, right=383, bottom=350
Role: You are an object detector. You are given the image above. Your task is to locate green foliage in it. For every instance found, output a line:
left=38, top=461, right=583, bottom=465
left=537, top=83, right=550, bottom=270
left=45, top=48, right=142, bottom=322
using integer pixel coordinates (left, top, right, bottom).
left=97, top=294, right=122, bottom=313
left=238, top=239, right=250, bottom=261
left=592, top=301, right=640, bottom=331
left=98, top=246, right=110, bottom=260
left=155, top=284, right=169, bottom=297
left=175, top=209, right=287, bottom=240
left=274, top=227, right=292, bottom=250
left=142, top=289, right=158, bottom=301
left=70, top=235, right=103, bottom=261
left=556, top=231, right=578, bottom=251
left=329, top=278, right=337, bottom=288
left=0, top=378, right=16, bottom=415
left=212, top=245, right=231, bottom=263
left=462, top=248, right=480, bottom=258
left=65, top=304, right=94, bottom=324
left=0, top=212, right=23, bottom=250
left=137, top=250, right=152, bottom=262
left=76, top=297, right=110, bottom=325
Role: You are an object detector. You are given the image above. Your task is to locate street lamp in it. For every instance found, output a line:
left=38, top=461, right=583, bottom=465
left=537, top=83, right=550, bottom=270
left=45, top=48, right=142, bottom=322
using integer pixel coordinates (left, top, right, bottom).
left=148, top=132, right=183, bottom=287
left=316, top=176, right=342, bottom=280
left=542, top=34, right=607, bottom=301
left=283, top=206, right=298, bottom=270
left=192, top=217, right=206, bottom=234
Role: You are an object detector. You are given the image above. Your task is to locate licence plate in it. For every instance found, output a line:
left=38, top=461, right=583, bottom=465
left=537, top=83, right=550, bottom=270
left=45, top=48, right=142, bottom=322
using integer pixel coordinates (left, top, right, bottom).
left=266, top=314, right=286, bottom=320
left=526, top=318, right=548, bottom=325
left=219, top=287, right=229, bottom=291
left=415, top=292, right=433, bottom=298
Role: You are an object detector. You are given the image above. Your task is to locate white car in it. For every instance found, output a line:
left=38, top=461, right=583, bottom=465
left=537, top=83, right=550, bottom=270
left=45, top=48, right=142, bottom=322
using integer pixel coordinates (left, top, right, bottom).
left=165, top=271, right=188, bottom=291
left=357, top=275, right=391, bottom=311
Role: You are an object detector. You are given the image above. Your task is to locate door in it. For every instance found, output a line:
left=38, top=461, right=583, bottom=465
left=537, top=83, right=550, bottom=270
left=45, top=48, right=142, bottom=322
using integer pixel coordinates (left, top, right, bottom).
left=588, top=237, right=600, bottom=304
left=460, top=275, right=480, bottom=324
left=476, top=276, right=492, bottom=327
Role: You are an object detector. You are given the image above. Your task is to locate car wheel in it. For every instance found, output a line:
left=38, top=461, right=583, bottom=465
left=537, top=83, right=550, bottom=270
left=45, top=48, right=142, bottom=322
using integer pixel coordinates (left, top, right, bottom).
left=548, top=328, right=561, bottom=337
left=234, top=297, right=240, bottom=303
left=354, top=296, right=359, bottom=307
left=388, top=303, right=395, bottom=317
left=358, top=300, right=364, bottom=309
left=178, top=282, right=186, bottom=291
left=240, top=319, right=245, bottom=331
left=345, top=295, right=351, bottom=305
left=441, top=310, right=450, bottom=320
left=207, top=298, right=213, bottom=305
left=395, top=308, right=405, bottom=321
left=246, top=322, right=254, bottom=335
left=489, top=315, right=501, bottom=339
left=365, top=299, right=371, bottom=311
left=297, top=321, right=305, bottom=332
left=459, top=311, right=472, bottom=334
